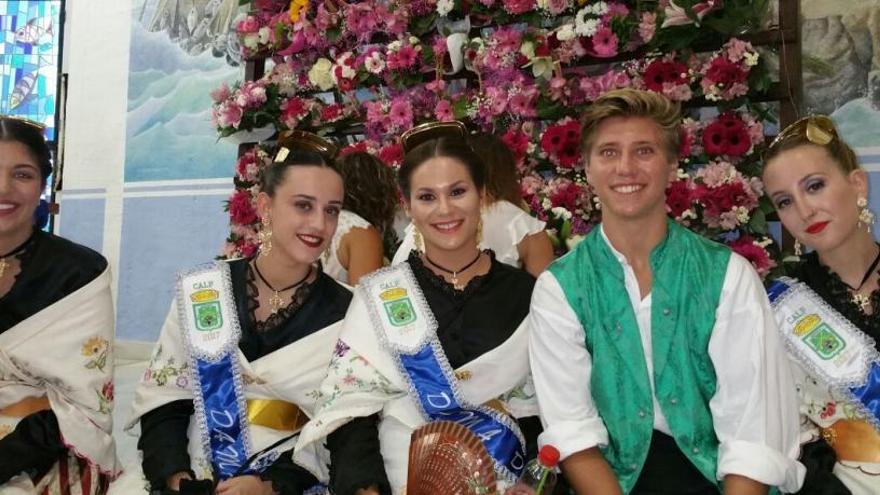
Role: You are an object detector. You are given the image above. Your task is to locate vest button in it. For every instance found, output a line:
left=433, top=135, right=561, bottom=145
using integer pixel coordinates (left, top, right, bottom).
left=629, top=463, right=637, bottom=471
left=638, top=410, right=646, bottom=418
left=692, top=447, right=700, bottom=454
left=615, top=322, right=622, bottom=331
left=669, top=397, right=678, bottom=405
left=663, top=307, right=671, bottom=316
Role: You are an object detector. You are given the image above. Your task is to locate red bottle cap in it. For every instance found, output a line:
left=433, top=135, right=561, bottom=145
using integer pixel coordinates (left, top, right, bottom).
left=538, top=445, right=560, bottom=467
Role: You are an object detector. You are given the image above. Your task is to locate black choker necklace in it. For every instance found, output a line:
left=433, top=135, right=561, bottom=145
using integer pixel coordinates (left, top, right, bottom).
left=253, top=260, right=312, bottom=314
left=0, top=232, right=34, bottom=279
left=841, top=244, right=880, bottom=314
left=424, top=251, right=483, bottom=290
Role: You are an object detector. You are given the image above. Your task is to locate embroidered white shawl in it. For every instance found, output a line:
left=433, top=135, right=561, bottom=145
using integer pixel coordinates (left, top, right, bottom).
left=0, top=268, right=119, bottom=480
left=123, top=296, right=342, bottom=484
left=293, top=285, right=535, bottom=493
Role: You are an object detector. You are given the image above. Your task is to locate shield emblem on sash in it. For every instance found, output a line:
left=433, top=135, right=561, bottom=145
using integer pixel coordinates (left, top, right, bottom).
left=803, top=323, right=845, bottom=360
left=384, top=298, right=415, bottom=327
left=193, top=301, right=223, bottom=331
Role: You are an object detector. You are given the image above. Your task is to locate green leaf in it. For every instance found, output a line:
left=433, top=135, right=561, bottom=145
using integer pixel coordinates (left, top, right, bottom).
left=748, top=207, right=767, bottom=232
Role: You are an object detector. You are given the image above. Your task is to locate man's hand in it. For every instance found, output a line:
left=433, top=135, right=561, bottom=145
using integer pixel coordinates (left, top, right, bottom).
left=215, top=475, right=276, bottom=495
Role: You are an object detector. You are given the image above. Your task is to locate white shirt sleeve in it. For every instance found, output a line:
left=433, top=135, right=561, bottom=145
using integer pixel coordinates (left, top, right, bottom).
left=528, top=271, right=609, bottom=460
left=708, top=253, right=806, bottom=492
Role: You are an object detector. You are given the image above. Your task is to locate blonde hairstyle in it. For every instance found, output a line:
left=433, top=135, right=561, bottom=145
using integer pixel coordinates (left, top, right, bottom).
left=763, top=115, right=860, bottom=174
left=580, top=88, right=682, bottom=162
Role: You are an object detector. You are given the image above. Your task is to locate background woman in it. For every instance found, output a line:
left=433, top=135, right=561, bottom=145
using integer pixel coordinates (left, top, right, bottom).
left=763, top=115, right=880, bottom=494
left=392, top=132, right=553, bottom=277
left=0, top=116, right=119, bottom=493
left=324, top=151, right=398, bottom=285
left=119, top=136, right=352, bottom=495
left=294, top=123, right=566, bottom=495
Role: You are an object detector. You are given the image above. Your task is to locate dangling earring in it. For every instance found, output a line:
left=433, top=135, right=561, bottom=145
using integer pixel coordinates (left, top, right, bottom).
left=794, top=239, right=802, bottom=257
left=476, top=217, right=483, bottom=247
left=858, top=197, right=875, bottom=233
left=258, top=217, right=273, bottom=257
left=412, top=226, right=425, bottom=253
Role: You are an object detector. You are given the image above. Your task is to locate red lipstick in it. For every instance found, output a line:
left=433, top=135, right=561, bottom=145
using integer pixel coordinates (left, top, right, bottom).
left=805, top=221, right=829, bottom=234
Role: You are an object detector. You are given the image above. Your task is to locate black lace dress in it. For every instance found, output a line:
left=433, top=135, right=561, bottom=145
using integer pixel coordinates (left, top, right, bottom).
left=0, top=229, right=108, bottom=484
left=138, top=258, right=352, bottom=494
left=788, top=252, right=880, bottom=495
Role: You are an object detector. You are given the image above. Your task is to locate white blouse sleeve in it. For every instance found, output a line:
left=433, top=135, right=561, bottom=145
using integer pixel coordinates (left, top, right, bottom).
left=391, top=223, right=415, bottom=265
left=528, top=271, right=609, bottom=460
left=708, top=253, right=806, bottom=492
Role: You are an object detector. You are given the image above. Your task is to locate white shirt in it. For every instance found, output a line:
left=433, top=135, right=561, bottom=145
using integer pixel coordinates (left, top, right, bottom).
left=391, top=200, right=546, bottom=267
left=528, top=227, right=805, bottom=491
left=323, top=210, right=371, bottom=284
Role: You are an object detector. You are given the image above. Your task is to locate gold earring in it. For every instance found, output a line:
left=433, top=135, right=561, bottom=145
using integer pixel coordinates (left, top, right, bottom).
left=413, top=226, right=425, bottom=253
left=258, top=217, right=273, bottom=257
left=476, top=217, right=483, bottom=246
left=858, top=197, right=875, bottom=233
left=794, top=239, right=802, bottom=257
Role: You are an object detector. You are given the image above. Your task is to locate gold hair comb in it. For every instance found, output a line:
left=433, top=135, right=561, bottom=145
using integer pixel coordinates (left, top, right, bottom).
left=276, top=130, right=339, bottom=162
left=400, top=121, right=468, bottom=153
left=767, top=115, right=836, bottom=155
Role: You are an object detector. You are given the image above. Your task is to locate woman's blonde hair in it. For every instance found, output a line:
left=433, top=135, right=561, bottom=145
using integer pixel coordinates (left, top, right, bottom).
left=763, top=115, right=860, bottom=174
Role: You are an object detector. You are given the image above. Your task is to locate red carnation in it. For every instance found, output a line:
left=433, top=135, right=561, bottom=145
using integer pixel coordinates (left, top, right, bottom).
left=666, top=179, right=693, bottom=218
left=550, top=181, right=584, bottom=211
left=696, top=181, right=750, bottom=217
left=705, top=57, right=748, bottom=86
left=378, top=143, right=404, bottom=167
left=643, top=60, right=688, bottom=92
left=502, top=129, right=530, bottom=165
left=540, top=126, right=566, bottom=154
left=729, top=235, right=775, bottom=277
left=228, top=189, right=258, bottom=226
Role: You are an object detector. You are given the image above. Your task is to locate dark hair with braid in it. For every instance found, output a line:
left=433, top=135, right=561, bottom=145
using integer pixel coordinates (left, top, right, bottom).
left=335, top=151, right=399, bottom=235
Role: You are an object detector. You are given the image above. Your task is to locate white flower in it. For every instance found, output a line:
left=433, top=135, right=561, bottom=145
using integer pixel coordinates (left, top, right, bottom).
left=520, top=41, right=536, bottom=60
left=308, top=58, right=334, bottom=91
left=574, top=10, right=599, bottom=37
left=387, top=40, right=402, bottom=52
left=364, top=52, right=385, bottom=74
left=743, top=51, right=759, bottom=67
left=258, top=26, right=271, bottom=44
left=542, top=197, right=552, bottom=210
left=535, top=0, right=549, bottom=9
left=556, top=23, right=576, bottom=42
left=551, top=206, right=572, bottom=220
left=242, top=33, right=259, bottom=50
left=735, top=206, right=751, bottom=224
left=592, top=1, right=608, bottom=15
left=566, top=234, right=586, bottom=250
left=436, top=0, right=454, bottom=16
left=679, top=208, right=697, bottom=220
left=409, top=36, right=421, bottom=46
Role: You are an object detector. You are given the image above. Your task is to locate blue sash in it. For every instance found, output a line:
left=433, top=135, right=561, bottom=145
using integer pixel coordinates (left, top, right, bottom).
left=359, top=264, right=527, bottom=482
left=768, top=277, right=880, bottom=430
left=177, top=263, right=279, bottom=479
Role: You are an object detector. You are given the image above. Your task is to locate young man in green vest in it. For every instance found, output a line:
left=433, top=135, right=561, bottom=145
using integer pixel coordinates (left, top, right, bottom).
left=528, top=89, right=805, bottom=494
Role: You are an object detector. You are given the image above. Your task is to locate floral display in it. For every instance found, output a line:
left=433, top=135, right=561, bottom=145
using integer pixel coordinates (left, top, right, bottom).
left=215, top=0, right=784, bottom=278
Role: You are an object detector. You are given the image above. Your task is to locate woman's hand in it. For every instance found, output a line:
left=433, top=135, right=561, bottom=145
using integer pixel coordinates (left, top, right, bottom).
left=215, top=475, right=276, bottom=495
left=165, top=471, right=193, bottom=491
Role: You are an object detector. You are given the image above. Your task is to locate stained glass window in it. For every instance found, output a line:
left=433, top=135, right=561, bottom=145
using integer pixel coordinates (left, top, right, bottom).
left=0, top=0, right=62, bottom=141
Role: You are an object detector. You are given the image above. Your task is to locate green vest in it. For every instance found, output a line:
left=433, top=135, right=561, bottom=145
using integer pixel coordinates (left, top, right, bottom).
left=549, top=220, right=730, bottom=493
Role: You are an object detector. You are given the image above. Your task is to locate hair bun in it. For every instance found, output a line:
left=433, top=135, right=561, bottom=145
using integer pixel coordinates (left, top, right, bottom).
left=276, top=130, right=339, bottom=162
left=401, top=121, right=468, bottom=153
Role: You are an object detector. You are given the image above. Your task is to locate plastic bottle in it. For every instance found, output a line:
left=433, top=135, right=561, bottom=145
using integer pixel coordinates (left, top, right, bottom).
left=506, top=445, right=560, bottom=495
